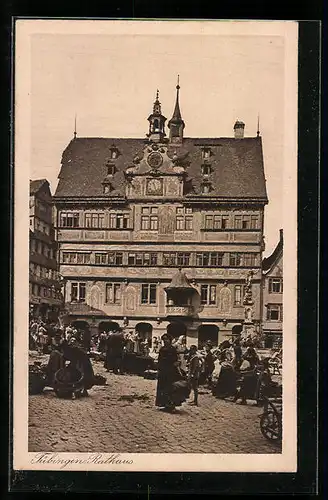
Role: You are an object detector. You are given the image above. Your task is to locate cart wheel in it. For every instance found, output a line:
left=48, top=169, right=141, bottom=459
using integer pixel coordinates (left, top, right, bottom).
left=260, top=410, right=282, bottom=442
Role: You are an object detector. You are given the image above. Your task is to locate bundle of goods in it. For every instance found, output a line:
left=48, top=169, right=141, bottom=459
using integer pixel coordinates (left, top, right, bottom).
left=29, top=363, right=47, bottom=395
left=143, top=369, right=158, bottom=380
left=54, top=365, right=84, bottom=399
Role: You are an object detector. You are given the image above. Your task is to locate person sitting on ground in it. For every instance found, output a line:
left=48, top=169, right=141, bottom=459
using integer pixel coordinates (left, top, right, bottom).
left=187, top=345, right=202, bottom=406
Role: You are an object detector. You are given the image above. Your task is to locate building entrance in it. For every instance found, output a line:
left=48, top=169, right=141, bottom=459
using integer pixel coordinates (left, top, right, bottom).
left=197, top=324, right=219, bottom=349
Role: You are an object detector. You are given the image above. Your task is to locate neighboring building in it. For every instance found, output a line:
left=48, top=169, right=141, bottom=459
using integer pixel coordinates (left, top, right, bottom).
left=262, top=229, right=283, bottom=348
left=53, top=83, right=268, bottom=347
left=29, top=179, right=63, bottom=321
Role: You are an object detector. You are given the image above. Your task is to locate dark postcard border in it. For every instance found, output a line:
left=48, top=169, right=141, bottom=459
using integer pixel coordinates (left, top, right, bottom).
left=4, top=16, right=321, bottom=497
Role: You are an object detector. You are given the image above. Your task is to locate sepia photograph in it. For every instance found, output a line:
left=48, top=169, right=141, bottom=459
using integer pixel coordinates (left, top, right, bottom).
left=14, top=19, right=298, bottom=472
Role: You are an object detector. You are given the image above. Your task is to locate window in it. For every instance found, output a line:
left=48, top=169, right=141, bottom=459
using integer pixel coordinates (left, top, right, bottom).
left=229, top=253, right=257, bottom=267
left=141, top=207, right=158, bottom=231
left=201, top=183, right=211, bottom=194
left=266, top=304, right=283, bottom=321
left=202, top=148, right=211, bottom=159
left=95, top=253, right=108, bottom=265
left=163, top=252, right=191, bottom=266
left=71, top=282, right=86, bottom=302
left=250, top=215, right=259, bottom=229
left=175, top=207, right=193, bottom=231
left=105, top=283, right=121, bottom=304
left=107, top=163, right=116, bottom=176
left=269, top=278, right=283, bottom=293
left=60, top=212, right=79, bottom=228
left=200, top=284, right=217, bottom=305
left=234, top=285, right=247, bottom=306
left=85, top=213, right=106, bottom=228
left=108, top=252, right=123, bottom=266
left=128, top=253, right=157, bottom=266
left=141, top=284, right=157, bottom=304
left=196, top=252, right=223, bottom=267
left=109, top=213, right=129, bottom=229
left=204, top=214, right=229, bottom=230
left=230, top=253, right=242, bottom=266
left=201, top=164, right=211, bottom=176
left=234, top=215, right=259, bottom=229
left=62, top=252, right=90, bottom=264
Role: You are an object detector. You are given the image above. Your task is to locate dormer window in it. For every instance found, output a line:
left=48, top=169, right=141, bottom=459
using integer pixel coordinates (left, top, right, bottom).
left=201, top=164, right=212, bottom=176
left=202, top=148, right=211, bottom=159
left=201, top=182, right=212, bottom=194
left=102, top=180, right=113, bottom=194
left=109, top=145, right=119, bottom=159
left=107, top=163, right=116, bottom=176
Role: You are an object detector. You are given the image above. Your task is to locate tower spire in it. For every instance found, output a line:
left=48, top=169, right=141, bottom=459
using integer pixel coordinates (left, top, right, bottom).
left=74, top=114, right=77, bottom=139
left=168, top=75, right=185, bottom=143
left=147, top=88, right=167, bottom=142
left=257, top=114, right=260, bottom=137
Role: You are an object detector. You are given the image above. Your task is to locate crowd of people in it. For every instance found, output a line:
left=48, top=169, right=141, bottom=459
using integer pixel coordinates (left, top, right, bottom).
left=154, top=334, right=282, bottom=413
left=29, top=319, right=281, bottom=408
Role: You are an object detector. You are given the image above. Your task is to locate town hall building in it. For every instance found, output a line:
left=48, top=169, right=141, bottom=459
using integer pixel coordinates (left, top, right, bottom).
left=53, top=82, right=268, bottom=347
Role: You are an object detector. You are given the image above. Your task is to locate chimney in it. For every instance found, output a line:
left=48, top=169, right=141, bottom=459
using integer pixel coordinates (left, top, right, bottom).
left=233, top=120, right=245, bottom=139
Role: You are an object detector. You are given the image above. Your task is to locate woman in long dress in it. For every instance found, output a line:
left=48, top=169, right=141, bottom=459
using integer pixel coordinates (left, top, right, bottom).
left=173, top=335, right=188, bottom=374
left=155, top=334, right=189, bottom=412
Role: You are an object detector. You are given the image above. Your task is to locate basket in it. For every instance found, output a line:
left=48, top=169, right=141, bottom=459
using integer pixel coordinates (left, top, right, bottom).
left=54, top=366, right=84, bottom=398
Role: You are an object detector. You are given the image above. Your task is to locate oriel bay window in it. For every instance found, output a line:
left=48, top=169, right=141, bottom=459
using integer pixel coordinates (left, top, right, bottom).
left=59, top=212, right=79, bottom=228
left=141, top=207, right=158, bottom=230
left=204, top=214, right=229, bottom=230
left=71, top=282, right=86, bottom=302
left=85, top=212, right=105, bottom=228
left=128, top=252, right=158, bottom=266
left=196, top=252, right=223, bottom=267
left=141, top=283, right=157, bottom=304
left=109, top=213, right=129, bottom=229
left=176, top=207, right=193, bottom=231
left=163, top=252, right=191, bottom=266
left=200, top=284, right=217, bottom=305
left=105, top=283, right=121, bottom=304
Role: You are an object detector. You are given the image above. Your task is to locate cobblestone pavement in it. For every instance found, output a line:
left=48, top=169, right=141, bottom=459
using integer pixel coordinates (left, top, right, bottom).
left=29, top=359, right=281, bottom=454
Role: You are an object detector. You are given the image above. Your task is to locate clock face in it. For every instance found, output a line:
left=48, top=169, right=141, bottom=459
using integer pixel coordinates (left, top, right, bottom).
left=147, top=152, right=163, bottom=169
left=146, top=178, right=163, bottom=195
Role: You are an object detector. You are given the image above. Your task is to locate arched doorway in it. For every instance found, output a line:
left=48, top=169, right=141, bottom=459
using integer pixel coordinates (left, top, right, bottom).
left=232, top=324, right=243, bottom=337
left=135, top=322, right=153, bottom=342
left=197, top=324, right=219, bottom=349
left=98, top=321, right=120, bottom=333
left=167, top=322, right=187, bottom=341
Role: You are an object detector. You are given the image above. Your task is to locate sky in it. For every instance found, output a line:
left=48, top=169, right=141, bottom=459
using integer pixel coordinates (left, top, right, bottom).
left=30, top=29, right=286, bottom=257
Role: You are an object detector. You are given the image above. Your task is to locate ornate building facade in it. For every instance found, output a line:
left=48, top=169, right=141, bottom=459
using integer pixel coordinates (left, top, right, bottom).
left=262, top=229, right=283, bottom=348
left=53, top=83, right=268, bottom=346
left=29, top=179, right=63, bottom=321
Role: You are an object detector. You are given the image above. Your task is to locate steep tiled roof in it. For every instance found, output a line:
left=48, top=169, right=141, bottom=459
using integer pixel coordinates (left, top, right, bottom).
left=54, top=136, right=267, bottom=200
left=30, top=179, right=49, bottom=195
left=262, top=229, right=283, bottom=273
